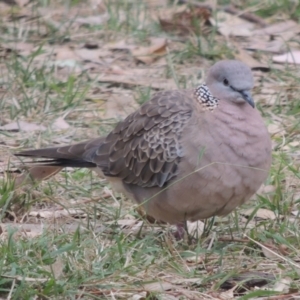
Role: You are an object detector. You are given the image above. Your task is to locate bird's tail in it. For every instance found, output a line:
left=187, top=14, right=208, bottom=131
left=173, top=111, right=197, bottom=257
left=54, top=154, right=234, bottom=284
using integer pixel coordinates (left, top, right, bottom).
left=14, top=137, right=105, bottom=184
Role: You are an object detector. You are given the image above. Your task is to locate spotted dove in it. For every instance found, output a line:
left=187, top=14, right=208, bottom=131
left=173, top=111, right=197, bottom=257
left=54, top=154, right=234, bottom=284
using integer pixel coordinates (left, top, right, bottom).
left=16, top=60, right=272, bottom=224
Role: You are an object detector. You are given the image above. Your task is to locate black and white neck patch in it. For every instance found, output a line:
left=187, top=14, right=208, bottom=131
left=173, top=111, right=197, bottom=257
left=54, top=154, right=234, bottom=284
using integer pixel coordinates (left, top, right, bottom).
left=194, top=84, right=219, bottom=111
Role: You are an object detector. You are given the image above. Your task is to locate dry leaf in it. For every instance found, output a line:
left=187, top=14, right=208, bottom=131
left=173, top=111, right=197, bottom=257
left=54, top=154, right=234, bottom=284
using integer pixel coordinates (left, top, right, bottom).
left=104, top=92, right=138, bottom=119
left=159, top=5, right=211, bottom=35
left=272, top=277, right=292, bottom=293
left=252, top=20, right=300, bottom=36
left=103, top=39, right=137, bottom=51
left=0, top=120, right=46, bottom=132
left=54, top=46, right=79, bottom=62
left=221, top=272, right=275, bottom=290
left=261, top=245, right=280, bottom=259
left=185, top=255, right=205, bottom=264
left=291, top=210, right=300, bottom=216
left=219, top=286, right=236, bottom=300
left=186, top=220, right=204, bottom=237
left=210, top=11, right=254, bottom=37
left=273, top=51, right=300, bottom=65
left=0, top=223, right=89, bottom=242
left=96, top=74, right=177, bottom=90
left=43, top=257, right=64, bottom=279
left=256, top=184, right=276, bottom=194
left=74, top=47, right=111, bottom=63
left=142, top=282, right=174, bottom=292
left=51, top=117, right=70, bottom=131
left=268, top=123, right=285, bottom=136
left=29, top=208, right=85, bottom=218
left=145, top=0, right=168, bottom=8
left=241, top=208, right=276, bottom=220
left=129, top=292, right=147, bottom=300
left=256, top=86, right=279, bottom=106
left=75, top=13, right=109, bottom=25
left=1, top=42, right=34, bottom=56
left=159, top=295, right=179, bottom=300
left=14, top=166, right=63, bottom=186
left=0, top=224, right=43, bottom=240
left=245, top=37, right=285, bottom=54
left=14, top=0, right=30, bottom=6
left=224, top=5, right=267, bottom=27
left=131, top=38, right=167, bottom=64
left=234, top=46, right=269, bottom=70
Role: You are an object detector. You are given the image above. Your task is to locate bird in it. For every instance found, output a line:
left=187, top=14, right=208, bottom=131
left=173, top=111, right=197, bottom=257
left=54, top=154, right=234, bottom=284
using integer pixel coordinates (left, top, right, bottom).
left=15, top=60, right=272, bottom=228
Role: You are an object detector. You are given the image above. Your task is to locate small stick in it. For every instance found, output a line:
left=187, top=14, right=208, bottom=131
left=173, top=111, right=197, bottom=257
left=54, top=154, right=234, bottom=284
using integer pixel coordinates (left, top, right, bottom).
left=224, top=5, right=267, bottom=27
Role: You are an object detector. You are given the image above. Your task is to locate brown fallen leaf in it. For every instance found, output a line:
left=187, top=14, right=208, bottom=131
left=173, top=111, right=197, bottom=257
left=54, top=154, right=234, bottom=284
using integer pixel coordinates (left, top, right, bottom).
left=233, top=45, right=269, bottom=70
left=103, top=39, right=137, bottom=51
left=0, top=222, right=89, bottom=240
left=252, top=20, right=300, bottom=36
left=1, top=42, right=34, bottom=56
left=272, top=278, right=292, bottom=293
left=131, top=37, right=167, bottom=64
left=210, top=11, right=255, bottom=37
left=142, top=281, right=174, bottom=293
left=159, top=5, right=211, bottom=35
left=75, top=13, right=109, bottom=25
left=96, top=74, right=177, bottom=90
left=54, top=46, right=78, bottom=61
left=0, top=0, right=17, bottom=6
left=244, top=235, right=300, bottom=270
left=256, top=184, right=276, bottom=195
left=29, top=208, right=86, bottom=218
left=273, top=51, right=300, bottom=65
left=186, top=220, right=204, bottom=238
left=221, top=271, right=275, bottom=291
left=261, top=242, right=283, bottom=259
left=0, top=120, right=46, bottom=132
left=14, top=0, right=30, bottom=6
left=218, top=285, right=236, bottom=300
left=104, top=92, right=138, bottom=119
left=52, top=46, right=82, bottom=71
left=74, top=47, right=111, bottom=63
left=241, top=208, right=277, bottom=220
left=43, top=257, right=64, bottom=279
left=224, top=5, right=267, bottom=27
left=51, top=117, right=70, bottom=131
left=267, top=123, right=286, bottom=137
left=14, top=165, right=63, bottom=187
left=145, top=0, right=168, bottom=8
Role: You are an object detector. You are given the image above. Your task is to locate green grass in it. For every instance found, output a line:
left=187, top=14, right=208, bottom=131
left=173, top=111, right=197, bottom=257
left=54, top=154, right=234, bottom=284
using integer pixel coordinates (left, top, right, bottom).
left=1, top=0, right=300, bottom=299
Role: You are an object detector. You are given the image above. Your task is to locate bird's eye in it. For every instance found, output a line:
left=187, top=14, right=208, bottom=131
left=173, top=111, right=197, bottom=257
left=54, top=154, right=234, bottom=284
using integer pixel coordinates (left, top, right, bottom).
left=223, top=79, right=229, bottom=86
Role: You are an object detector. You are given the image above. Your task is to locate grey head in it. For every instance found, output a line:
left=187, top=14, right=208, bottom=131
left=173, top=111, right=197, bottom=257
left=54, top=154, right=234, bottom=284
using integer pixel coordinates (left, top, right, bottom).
left=206, top=60, right=255, bottom=108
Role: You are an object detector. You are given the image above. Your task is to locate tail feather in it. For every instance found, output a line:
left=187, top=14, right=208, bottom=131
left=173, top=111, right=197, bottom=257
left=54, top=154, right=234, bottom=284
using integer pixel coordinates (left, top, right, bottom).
left=16, top=158, right=96, bottom=168
left=14, top=138, right=107, bottom=185
left=15, top=137, right=105, bottom=169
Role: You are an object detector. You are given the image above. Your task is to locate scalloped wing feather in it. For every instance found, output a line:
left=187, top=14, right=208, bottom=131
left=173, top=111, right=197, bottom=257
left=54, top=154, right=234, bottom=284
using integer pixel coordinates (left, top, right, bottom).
left=92, top=90, right=193, bottom=187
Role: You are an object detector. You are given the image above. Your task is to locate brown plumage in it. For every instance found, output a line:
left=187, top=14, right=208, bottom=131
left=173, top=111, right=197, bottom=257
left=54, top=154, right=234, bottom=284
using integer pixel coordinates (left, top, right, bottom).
left=16, top=60, right=272, bottom=224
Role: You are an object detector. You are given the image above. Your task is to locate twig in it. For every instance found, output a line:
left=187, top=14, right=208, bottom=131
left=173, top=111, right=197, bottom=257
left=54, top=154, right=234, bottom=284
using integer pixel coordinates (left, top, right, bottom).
left=1, top=274, right=48, bottom=283
left=244, top=234, right=300, bottom=269
left=224, top=5, right=267, bottom=27
left=7, top=279, right=15, bottom=300
left=258, top=292, right=300, bottom=300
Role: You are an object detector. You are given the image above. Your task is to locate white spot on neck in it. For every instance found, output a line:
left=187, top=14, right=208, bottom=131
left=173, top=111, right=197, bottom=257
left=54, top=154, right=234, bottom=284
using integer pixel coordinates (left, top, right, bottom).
left=194, top=84, right=219, bottom=111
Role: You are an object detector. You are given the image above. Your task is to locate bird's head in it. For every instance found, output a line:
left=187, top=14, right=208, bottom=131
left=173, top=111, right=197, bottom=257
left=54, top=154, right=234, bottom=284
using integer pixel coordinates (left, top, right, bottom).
left=206, top=60, right=255, bottom=108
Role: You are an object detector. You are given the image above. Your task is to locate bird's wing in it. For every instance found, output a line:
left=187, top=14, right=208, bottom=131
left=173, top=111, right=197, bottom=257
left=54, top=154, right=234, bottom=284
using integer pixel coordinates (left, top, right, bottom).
left=91, top=90, right=193, bottom=187
left=16, top=90, right=194, bottom=187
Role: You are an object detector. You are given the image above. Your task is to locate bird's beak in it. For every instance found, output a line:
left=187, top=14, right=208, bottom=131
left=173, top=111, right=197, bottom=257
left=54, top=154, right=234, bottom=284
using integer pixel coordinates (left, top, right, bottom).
left=241, top=90, right=255, bottom=108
